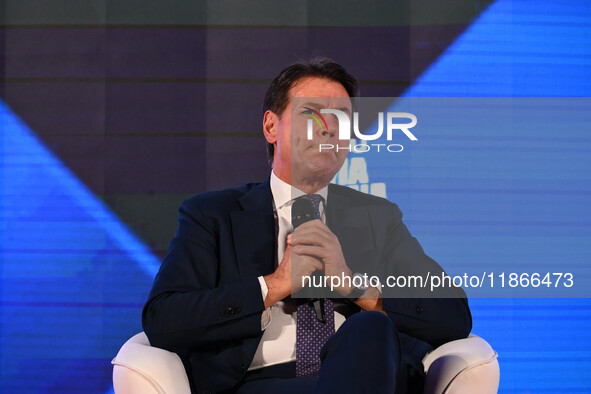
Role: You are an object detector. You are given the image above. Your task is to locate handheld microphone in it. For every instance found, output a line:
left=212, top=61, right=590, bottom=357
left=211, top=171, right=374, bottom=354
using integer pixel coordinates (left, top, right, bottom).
left=291, top=198, right=326, bottom=322
left=292, top=198, right=318, bottom=228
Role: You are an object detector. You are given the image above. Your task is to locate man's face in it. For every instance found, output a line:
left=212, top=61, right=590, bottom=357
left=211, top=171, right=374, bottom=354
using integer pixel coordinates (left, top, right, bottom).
left=265, top=77, right=352, bottom=189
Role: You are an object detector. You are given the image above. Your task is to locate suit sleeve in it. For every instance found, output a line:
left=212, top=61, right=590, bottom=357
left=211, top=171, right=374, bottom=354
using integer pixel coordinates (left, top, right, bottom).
left=381, top=204, right=472, bottom=348
left=142, top=200, right=265, bottom=353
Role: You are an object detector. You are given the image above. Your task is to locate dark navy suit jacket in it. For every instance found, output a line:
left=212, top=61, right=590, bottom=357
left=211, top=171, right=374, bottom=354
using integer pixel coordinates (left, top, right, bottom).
left=142, top=179, right=472, bottom=393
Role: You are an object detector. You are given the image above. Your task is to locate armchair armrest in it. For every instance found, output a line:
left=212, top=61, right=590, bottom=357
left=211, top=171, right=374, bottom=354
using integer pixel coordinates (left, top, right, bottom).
left=112, top=332, right=191, bottom=394
left=422, top=334, right=499, bottom=394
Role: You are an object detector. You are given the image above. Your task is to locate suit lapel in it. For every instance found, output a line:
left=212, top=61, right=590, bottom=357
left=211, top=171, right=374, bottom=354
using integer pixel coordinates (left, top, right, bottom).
left=231, top=179, right=276, bottom=278
left=326, top=184, right=350, bottom=231
left=327, top=185, right=375, bottom=273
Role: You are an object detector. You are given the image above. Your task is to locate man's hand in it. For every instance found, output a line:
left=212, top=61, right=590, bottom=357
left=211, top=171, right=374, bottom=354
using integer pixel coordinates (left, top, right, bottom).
left=263, top=244, right=323, bottom=308
left=289, top=219, right=354, bottom=296
left=355, top=287, right=386, bottom=315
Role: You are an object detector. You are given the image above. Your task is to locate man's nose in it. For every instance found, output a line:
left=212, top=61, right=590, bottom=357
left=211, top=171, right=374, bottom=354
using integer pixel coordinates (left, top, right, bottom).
left=322, top=117, right=338, bottom=137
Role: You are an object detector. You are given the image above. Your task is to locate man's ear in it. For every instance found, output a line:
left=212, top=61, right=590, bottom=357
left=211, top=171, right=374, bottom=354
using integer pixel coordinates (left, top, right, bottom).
left=263, top=110, right=278, bottom=144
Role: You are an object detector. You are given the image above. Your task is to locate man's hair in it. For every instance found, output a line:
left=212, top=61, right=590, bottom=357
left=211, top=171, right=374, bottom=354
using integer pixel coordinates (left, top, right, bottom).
left=263, top=57, right=359, bottom=166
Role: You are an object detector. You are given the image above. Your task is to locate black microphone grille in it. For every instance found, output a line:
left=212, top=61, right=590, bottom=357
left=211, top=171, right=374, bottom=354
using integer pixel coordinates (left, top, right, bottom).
left=291, top=198, right=318, bottom=229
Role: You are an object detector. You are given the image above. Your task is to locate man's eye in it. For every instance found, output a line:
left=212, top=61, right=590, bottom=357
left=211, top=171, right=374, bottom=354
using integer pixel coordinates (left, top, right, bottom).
left=303, top=109, right=312, bottom=115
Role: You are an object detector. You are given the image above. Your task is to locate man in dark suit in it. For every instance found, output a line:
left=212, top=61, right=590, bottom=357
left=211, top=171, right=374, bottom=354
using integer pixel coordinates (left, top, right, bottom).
left=142, top=58, right=471, bottom=394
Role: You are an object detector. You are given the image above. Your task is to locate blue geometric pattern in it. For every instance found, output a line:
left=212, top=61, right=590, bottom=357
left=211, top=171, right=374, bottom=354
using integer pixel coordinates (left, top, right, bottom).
left=0, top=101, right=159, bottom=392
left=405, top=0, right=591, bottom=97
left=1, top=0, right=590, bottom=392
left=398, top=0, right=591, bottom=391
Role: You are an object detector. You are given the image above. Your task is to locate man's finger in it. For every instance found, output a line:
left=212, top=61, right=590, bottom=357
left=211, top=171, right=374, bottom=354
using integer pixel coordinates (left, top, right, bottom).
left=291, top=225, right=335, bottom=246
left=292, top=244, right=328, bottom=258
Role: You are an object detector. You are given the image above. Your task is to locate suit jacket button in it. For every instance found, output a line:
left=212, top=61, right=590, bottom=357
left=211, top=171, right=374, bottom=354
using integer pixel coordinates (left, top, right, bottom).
left=241, top=363, right=246, bottom=372
left=415, top=306, right=424, bottom=314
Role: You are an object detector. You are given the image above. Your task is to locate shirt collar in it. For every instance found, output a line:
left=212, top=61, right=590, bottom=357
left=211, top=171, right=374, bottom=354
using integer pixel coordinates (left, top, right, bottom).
left=270, top=171, right=329, bottom=211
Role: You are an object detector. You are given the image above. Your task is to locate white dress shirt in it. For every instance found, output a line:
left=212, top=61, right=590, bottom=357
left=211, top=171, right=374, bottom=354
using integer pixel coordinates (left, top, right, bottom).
left=248, top=172, right=346, bottom=371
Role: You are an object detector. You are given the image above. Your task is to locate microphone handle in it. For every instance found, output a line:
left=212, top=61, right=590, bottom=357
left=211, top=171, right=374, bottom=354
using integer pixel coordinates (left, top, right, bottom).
left=312, top=298, right=326, bottom=323
left=291, top=198, right=326, bottom=323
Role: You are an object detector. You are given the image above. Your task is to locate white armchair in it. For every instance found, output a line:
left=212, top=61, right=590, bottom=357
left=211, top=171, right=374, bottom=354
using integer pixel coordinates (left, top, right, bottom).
left=112, top=332, right=499, bottom=394
left=422, top=335, right=499, bottom=394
